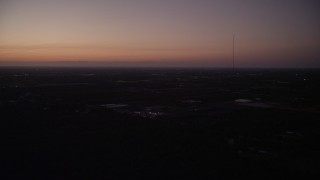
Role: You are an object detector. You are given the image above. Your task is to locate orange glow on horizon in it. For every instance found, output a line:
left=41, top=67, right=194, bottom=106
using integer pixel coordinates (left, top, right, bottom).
left=0, top=43, right=229, bottom=62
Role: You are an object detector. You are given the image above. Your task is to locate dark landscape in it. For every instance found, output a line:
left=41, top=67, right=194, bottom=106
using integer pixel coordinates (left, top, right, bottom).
left=2, top=67, right=320, bottom=179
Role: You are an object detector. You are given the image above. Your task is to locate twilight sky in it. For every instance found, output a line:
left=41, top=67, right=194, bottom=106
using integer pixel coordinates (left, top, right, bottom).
left=0, top=0, right=319, bottom=67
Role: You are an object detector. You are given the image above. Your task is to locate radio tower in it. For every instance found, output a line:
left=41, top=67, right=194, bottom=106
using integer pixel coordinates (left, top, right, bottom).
left=233, top=33, right=235, bottom=73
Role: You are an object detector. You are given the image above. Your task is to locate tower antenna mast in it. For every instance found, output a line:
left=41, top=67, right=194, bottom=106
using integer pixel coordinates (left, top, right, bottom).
left=233, top=33, right=235, bottom=73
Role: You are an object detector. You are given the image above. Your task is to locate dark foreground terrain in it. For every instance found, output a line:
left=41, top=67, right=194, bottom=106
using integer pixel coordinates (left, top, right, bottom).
left=2, top=67, right=320, bottom=179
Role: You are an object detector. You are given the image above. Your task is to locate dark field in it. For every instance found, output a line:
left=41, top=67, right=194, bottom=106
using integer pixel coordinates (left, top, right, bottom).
left=2, top=67, right=320, bottom=179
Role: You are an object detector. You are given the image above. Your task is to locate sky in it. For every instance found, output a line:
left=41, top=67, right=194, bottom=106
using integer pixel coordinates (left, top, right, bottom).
left=0, top=0, right=319, bottom=67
